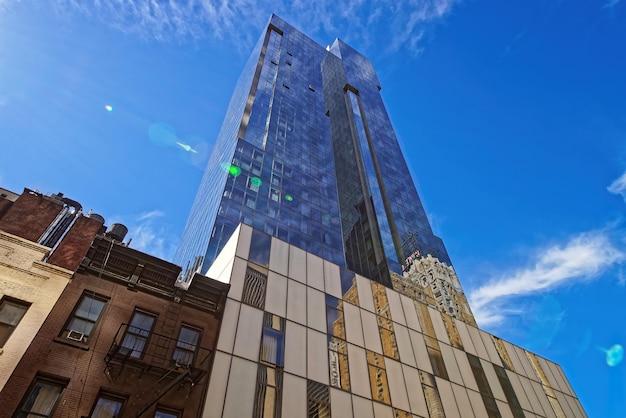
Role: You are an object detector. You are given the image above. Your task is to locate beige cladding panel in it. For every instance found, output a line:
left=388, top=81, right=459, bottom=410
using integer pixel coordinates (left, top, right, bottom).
left=269, top=237, right=289, bottom=276
left=288, top=245, right=307, bottom=283
left=536, top=356, right=562, bottom=393
left=466, top=325, right=490, bottom=360
left=531, top=379, right=557, bottom=418
left=307, top=328, right=329, bottom=385
left=453, top=347, right=479, bottom=392
left=503, top=341, right=527, bottom=377
left=385, top=289, right=406, bottom=326
left=496, top=399, right=516, bottom=418
left=399, top=294, right=422, bottom=332
left=408, top=329, right=433, bottom=374
left=514, top=346, right=539, bottom=381
left=285, top=320, right=307, bottom=377
left=385, top=358, right=411, bottom=412
left=479, top=330, right=503, bottom=367
left=356, top=274, right=376, bottom=312
left=286, top=279, right=307, bottom=324
left=331, top=387, right=353, bottom=418
left=506, top=370, right=533, bottom=412
left=282, top=373, right=307, bottom=418
left=265, top=271, right=287, bottom=317
left=519, top=375, right=546, bottom=416
left=550, top=361, right=574, bottom=396
left=306, top=252, right=325, bottom=291
left=324, top=259, right=342, bottom=298
left=440, top=343, right=463, bottom=385
left=343, top=302, right=365, bottom=347
left=402, top=365, right=429, bottom=417
left=454, top=319, right=477, bottom=355
left=361, top=309, right=383, bottom=354
left=233, top=304, right=263, bottom=361
left=348, top=344, right=371, bottom=399
left=226, top=257, right=247, bottom=301
left=307, top=287, right=327, bottom=333
left=436, top=377, right=461, bottom=418
left=565, top=394, right=587, bottom=418
left=373, top=402, right=394, bottom=418
left=352, top=395, right=375, bottom=418
left=222, top=356, right=257, bottom=417
left=394, top=324, right=416, bottom=368
left=466, top=389, right=488, bottom=417
left=427, top=307, right=450, bottom=345
left=480, top=358, right=506, bottom=402
left=216, top=299, right=241, bottom=353
left=234, top=223, right=252, bottom=260
left=202, top=351, right=232, bottom=418
left=554, top=390, right=575, bottom=417
left=451, top=383, right=475, bottom=418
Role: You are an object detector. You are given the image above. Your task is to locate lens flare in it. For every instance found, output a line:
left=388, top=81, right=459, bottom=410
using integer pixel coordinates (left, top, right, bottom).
left=606, top=345, right=624, bottom=367
left=104, top=105, right=113, bottom=112
left=148, top=122, right=177, bottom=147
left=250, top=177, right=262, bottom=187
left=229, top=165, right=241, bottom=177
left=285, top=194, right=293, bottom=202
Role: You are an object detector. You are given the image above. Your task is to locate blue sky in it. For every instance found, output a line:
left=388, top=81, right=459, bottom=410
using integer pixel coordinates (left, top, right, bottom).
left=1, top=0, right=625, bottom=415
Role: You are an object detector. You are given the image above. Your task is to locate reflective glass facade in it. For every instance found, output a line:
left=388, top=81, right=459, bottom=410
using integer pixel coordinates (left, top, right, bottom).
left=175, top=15, right=450, bottom=285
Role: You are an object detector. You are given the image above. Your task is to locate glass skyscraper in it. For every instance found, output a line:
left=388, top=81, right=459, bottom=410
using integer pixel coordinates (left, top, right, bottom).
left=176, top=15, right=586, bottom=418
left=175, top=15, right=449, bottom=287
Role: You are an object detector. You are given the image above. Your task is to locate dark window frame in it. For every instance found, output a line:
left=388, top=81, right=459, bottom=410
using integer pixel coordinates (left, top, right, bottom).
left=60, top=290, right=108, bottom=344
left=0, top=296, right=30, bottom=347
left=14, top=374, right=69, bottom=418
left=120, top=309, right=157, bottom=359
left=88, top=390, right=128, bottom=418
left=172, top=324, right=202, bottom=368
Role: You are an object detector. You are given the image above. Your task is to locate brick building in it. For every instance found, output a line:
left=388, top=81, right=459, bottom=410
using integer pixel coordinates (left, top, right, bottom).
left=0, top=189, right=229, bottom=417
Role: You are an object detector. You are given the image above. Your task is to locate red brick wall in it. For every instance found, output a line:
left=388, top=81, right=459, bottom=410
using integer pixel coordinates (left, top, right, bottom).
left=0, top=191, right=62, bottom=242
left=48, top=216, right=103, bottom=271
left=0, top=271, right=222, bottom=418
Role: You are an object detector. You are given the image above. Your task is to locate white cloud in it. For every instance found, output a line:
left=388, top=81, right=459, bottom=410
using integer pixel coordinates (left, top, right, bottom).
left=468, top=231, right=625, bottom=327
left=14, top=0, right=458, bottom=55
left=608, top=171, right=626, bottom=200
left=603, top=0, right=622, bottom=9
left=121, top=210, right=177, bottom=261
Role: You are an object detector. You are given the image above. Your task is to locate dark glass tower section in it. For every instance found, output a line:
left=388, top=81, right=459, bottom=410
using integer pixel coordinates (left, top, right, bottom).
left=175, top=15, right=450, bottom=285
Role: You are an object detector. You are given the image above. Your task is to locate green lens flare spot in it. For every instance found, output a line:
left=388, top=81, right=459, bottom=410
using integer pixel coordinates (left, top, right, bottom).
left=285, top=194, right=293, bottom=202
left=229, top=165, right=242, bottom=177
left=250, top=177, right=262, bottom=187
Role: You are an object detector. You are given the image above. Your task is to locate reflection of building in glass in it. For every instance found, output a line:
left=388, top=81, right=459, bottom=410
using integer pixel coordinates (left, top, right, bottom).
left=174, top=14, right=586, bottom=418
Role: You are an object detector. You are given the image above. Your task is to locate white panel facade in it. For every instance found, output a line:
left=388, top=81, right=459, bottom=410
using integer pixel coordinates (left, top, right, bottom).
left=269, top=237, right=289, bottom=276
left=454, top=319, right=477, bottom=355
left=233, top=304, right=263, bottom=361
left=436, top=377, right=461, bottom=418
left=216, top=299, right=241, bottom=353
left=453, top=347, right=478, bottom=392
left=306, top=252, right=325, bottom=291
left=288, top=245, right=307, bottom=283
left=307, top=287, right=327, bottom=332
left=343, top=302, right=365, bottom=347
left=352, top=395, right=375, bottom=418
left=428, top=307, right=450, bottom=345
left=331, top=388, right=353, bottom=418
left=408, top=329, right=433, bottom=374
left=400, top=294, right=421, bottom=332
left=402, top=365, right=429, bottom=417
left=222, top=356, right=257, bottom=418
left=386, top=358, right=411, bottom=411
left=451, top=383, right=475, bottom=418
left=496, top=399, right=516, bottom=418
left=265, top=271, right=288, bottom=317
left=480, top=358, right=506, bottom=402
left=356, top=274, right=375, bottom=312
left=480, top=330, right=503, bottom=367
left=282, top=373, right=307, bottom=418
left=440, top=343, right=463, bottom=385
left=202, top=351, right=232, bottom=418
left=394, top=324, right=416, bottom=368
left=372, top=402, right=394, bottom=418
left=347, top=344, right=371, bottom=399
left=361, top=309, right=383, bottom=354
left=226, top=257, right=248, bottom=301
left=307, top=328, right=329, bottom=385
left=285, top=320, right=307, bottom=377
left=234, top=223, right=252, bottom=260
left=385, top=289, right=406, bottom=326
left=323, top=260, right=342, bottom=298
left=287, top=279, right=307, bottom=325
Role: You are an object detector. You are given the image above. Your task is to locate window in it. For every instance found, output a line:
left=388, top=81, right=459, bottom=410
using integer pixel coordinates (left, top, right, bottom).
left=173, top=325, right=201, bottom=367
left=155, top=407, right=181, bottom=418
left=241, top=267, right=267, bottom=309
left=120, top=310, right=156, bottom=358
left=62, top=291, right=108, bottom=343
left=0, top=297, right=29, bottom=347
left=15, top=375, right=67, bottom=418
left=90, top=392, right=126, bottom=418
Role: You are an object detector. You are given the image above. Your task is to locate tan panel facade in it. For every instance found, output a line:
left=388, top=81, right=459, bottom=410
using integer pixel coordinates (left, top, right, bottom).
left=204, top=224, right=586, bottom=417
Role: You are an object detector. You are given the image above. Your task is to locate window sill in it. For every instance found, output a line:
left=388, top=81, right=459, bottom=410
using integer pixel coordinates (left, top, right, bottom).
left=53, top=336, right=90, bottom=350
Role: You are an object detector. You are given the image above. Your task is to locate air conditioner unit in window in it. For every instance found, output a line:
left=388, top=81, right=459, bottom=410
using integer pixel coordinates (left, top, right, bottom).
left=67, top=330, right=85, bottom=342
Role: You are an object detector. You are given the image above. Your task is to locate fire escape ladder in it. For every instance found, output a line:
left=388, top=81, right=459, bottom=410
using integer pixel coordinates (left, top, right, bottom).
left=134, top=368, right=191, bottom=418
